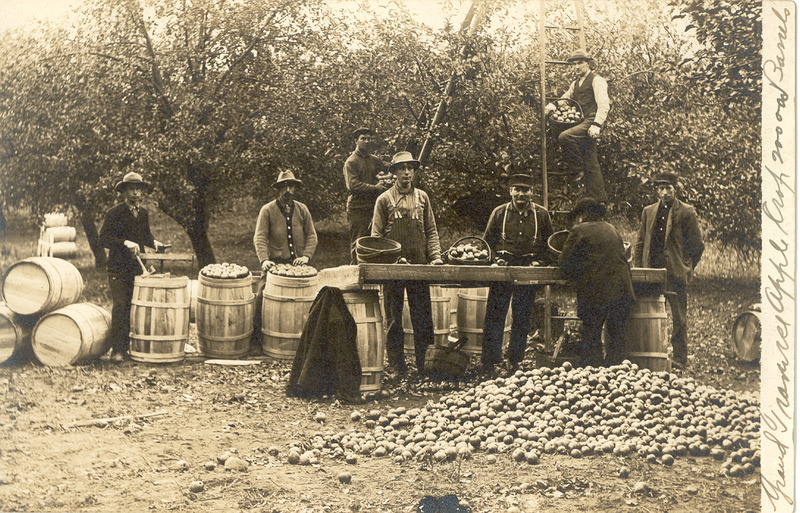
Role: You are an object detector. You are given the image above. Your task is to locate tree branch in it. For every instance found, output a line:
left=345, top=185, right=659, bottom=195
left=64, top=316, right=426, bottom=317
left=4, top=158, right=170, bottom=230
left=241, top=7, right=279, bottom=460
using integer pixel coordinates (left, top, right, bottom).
left=126, top=0, right=175, bottom=117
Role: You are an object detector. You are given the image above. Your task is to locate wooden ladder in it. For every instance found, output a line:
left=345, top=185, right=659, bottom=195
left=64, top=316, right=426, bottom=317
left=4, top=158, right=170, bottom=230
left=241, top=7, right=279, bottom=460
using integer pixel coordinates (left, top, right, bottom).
left=537, top=0, right=588, bottom=352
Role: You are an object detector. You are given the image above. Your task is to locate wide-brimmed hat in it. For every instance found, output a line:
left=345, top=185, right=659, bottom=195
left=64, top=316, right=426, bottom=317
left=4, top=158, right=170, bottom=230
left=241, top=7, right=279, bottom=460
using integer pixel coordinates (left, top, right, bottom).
left=651, top=172, right=678, bottom=187
left=569, top=197, right=606, bottom=222
left=115, top=172, right=152, bottom=193
left=388, top=151, right=420, bottom=173
left=567, top=49, right=594, bottom=62
left=507, top=174, right=534, bottom=189
left=273, top=170, right=303, bottom=188
left=352, top=127, right=375, bottom=140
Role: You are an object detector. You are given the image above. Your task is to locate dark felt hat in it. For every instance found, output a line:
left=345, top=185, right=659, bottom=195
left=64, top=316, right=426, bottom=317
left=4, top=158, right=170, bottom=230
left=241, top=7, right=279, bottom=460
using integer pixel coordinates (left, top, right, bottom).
left=273, top=170, right=303, bottom=188
left=569, top=197, right=607, bottom=222
left=507, top=174, right=534, bottom=189
left=352, top=127, right=375, bottom=140
left=115, top=172, right=152, bottom=193
left=651, top=172, right=678, bottom=187
left=567, top=49, right=594, bottom=62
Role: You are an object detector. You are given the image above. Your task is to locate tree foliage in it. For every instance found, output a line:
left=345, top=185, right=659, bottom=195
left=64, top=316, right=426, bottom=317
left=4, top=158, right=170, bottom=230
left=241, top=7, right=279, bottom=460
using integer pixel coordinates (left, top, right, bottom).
left=0, top=0, right=761, bottom=264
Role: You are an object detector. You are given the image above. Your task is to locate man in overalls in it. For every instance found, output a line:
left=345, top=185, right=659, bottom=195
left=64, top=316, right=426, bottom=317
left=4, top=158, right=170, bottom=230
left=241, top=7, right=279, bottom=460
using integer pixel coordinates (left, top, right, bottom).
left=371, top=151, right=444, bottom=378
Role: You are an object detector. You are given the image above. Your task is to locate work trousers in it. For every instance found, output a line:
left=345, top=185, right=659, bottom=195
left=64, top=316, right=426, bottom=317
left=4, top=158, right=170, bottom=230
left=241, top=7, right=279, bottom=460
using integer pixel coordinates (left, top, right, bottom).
left=558, top=119, right=607, bottom=202
left=108, top=272, right=136, bottom=354
left=666, top=277, right=688, bottom=367
left=577, top=296, right=634, bottom=368
left=384, top=281, right=433, bottom=372
left=483, top=282, right=538, bottom=367
left=347, top=209, right=373, bottom=265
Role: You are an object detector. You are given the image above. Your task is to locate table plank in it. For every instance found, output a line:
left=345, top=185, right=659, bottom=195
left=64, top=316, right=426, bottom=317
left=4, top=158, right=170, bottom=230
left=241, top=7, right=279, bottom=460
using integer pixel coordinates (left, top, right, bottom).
left=358, top=264, right=666, bottom=286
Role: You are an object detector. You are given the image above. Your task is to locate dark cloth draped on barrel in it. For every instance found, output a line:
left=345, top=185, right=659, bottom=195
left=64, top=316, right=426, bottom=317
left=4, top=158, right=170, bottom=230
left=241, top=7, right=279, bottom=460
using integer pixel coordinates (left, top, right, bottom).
left=287, top=287, right=363, bottom=403
left=99, top=202, right=156, bottom=275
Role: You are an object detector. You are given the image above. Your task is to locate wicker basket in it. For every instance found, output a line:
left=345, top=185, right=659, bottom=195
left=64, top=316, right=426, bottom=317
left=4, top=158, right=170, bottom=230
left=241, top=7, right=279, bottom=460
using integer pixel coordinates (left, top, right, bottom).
left=446, top=236, right=491, bottom=265
left=547, top=230, right=570, bottom=260
left=547, top=98, right=584, bottom=130
left=533, top=349, right=579, bottom=369
left=424, top=337, right=470, bottom=377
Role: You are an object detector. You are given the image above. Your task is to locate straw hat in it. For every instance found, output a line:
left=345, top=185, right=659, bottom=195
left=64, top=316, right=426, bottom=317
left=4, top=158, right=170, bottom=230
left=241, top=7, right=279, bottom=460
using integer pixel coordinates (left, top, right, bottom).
left=115, top=172, right=152, bottom=193
left=273, top=170, right=303, bottom=188
left=388, top=151, right=420, bottom=173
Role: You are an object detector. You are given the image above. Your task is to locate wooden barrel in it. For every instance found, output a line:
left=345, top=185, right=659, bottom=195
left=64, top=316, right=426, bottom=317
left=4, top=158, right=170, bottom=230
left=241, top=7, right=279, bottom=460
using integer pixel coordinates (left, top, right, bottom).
left=45, top=226, right=77, bottom=242
left=39, top=240, right=79, bottom=259
left=731, top=304, right=760, bottom=363
left=623, top=295, right=670, bottom=371
left=343, top=290, right=385, bottom=392
left=129, top=275, right=190, bottom=363
left=2, top=257, right=84, bottom=315
left=456, top=287, right=511, bottom=357
left=261, top=273, right=320, bottom=361
left=186, top=279, right=199, bottom=323
left=0, top=303, right=36, bottom=365
left=43, top=213, right=69, bottom=228
left=31, top=303, right=111, bottom=366
left=196, top=273, right=255, bottom=359
left=446, top=286, right=460, bottom=330
left=402, top=285, right=453, bottom=355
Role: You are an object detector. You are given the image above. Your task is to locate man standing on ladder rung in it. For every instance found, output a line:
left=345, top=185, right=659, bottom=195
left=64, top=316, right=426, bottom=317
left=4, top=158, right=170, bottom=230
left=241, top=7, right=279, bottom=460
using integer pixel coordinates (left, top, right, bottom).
left=545, top=49, right=609, bottom=203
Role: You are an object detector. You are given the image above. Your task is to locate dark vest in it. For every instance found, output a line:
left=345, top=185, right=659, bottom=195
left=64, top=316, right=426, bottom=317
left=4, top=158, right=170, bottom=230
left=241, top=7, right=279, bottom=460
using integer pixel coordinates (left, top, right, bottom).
left=572, top=71, right=598, bottom=119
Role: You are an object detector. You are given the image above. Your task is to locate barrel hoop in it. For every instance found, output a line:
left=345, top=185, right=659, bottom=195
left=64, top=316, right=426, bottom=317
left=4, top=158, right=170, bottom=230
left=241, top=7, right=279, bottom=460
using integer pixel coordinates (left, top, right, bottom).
left=361, top=366, right=383, bottom=372
left=199, top=331, right=254, bottom=342
left=262, top=293, right=317, bottom=302
left=197, top=297, right=254, bottom=306
left=131, top=300, right=191, bottom=308
left=198, top=277, right=252, bottom=288
left=627, top=351, right=669, bottom=359
left=262, top=329, right=301, bottom=338
left=130, top=333, right=188, bottom=341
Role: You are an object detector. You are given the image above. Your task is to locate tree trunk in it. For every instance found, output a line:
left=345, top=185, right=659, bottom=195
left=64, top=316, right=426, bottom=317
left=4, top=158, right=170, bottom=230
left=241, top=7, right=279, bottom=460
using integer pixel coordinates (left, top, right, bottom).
left=186, top=159, right=215, bottom=267
left=187, top=227, right=215, bottom=268
left=75, top=202, right=107, bottom=269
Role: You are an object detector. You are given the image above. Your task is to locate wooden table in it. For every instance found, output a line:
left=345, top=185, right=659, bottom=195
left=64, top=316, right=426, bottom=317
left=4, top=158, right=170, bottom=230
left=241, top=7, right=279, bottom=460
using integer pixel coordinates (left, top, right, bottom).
left=140, top=252, right=197, bottom=273
left=355, top=264, right=668, bottom=350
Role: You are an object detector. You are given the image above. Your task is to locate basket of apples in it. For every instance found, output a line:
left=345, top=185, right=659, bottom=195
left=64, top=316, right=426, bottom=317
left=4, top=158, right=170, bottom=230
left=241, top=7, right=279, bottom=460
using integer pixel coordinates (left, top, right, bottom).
left=375, top=169, right=395, bottom=188
left=267, top=263, right=318, bottom=278
left=446, top=236, right=491, bottom=266
left=547, top=98, right=584, bottom=130
left=200, top=262, right=251, bottom=279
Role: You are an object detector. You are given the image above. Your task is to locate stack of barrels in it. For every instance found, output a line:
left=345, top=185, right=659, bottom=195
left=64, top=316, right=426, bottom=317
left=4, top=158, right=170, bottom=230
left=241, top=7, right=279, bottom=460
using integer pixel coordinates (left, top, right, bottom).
left=37, top=213, right=78, bottom=259
left=1, top=257, right=111, bottom=366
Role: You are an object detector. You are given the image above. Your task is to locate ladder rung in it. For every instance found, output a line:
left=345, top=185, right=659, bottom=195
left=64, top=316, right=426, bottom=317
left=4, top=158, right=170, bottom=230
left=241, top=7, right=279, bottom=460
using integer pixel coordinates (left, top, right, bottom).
left=552, top=316, right=581, bottom=321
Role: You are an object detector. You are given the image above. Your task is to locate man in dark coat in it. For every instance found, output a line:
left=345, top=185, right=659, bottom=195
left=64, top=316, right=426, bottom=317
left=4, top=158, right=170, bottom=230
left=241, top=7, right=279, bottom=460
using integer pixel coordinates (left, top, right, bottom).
left=99, top=172, right=166, bottom=361
left=544, top=49, right=610, bottom=202
left=344, top=127, right=388, bottom=264
left=634, top=172, right=704, bottom=371
left=481, top=173, right=553, bottom=375
left=559, top=198, right=635, bottom=367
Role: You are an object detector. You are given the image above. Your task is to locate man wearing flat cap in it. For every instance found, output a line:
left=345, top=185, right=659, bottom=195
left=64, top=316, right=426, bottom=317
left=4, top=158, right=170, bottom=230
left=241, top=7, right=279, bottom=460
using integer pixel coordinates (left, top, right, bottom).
left=481, top=173, right=553, bottom=375
left=559, top=197, right=635, bottom=367
left=372, top=151, right=443, bottom=377
left=252, top=170, right=319, bottom=348
left=544, top=49, right=609, bottom=202
left=634, top=172, right=704, bottom=371
left=100, top=171, right=167, bottom=361
left=344, top=127, right=389, bottom=264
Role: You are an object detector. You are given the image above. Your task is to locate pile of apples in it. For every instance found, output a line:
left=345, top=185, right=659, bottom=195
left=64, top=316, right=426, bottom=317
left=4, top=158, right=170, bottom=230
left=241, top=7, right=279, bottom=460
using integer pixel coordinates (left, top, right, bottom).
left=200, top=263, right=250, bottom=279
left=268, top=263, right=318, bottom=278
left=448, top=242, right=489, bottom=263
left=550, top=103, right=582, bottom=125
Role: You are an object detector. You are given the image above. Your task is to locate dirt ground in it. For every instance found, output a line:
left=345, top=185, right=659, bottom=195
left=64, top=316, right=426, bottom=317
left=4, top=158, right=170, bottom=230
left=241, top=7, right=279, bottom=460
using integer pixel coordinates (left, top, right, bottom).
left=0, top=275, right=761, bottom=513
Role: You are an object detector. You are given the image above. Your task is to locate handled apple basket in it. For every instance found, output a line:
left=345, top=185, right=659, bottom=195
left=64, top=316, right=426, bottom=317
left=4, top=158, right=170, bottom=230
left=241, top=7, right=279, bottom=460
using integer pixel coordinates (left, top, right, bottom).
left=424, top=336, right=470, bottom=377
left=445, top=236, right=491, bottom=265
left=546, top=97, right=585, bottom=130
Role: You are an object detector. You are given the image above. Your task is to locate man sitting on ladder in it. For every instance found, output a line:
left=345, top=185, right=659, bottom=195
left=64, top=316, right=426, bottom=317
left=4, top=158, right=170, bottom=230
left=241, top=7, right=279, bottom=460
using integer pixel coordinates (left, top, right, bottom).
left=545, top=49, right=609, bottom=203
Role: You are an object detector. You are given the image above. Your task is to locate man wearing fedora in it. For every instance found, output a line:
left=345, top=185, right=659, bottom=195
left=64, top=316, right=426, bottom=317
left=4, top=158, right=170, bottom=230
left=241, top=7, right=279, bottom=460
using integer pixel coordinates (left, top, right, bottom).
left=559, top=197, right=635, bottom=367
left=481, top=173, right=553, bottom=375
left=372, top=151, right=443, bottom=377
left=252, top=170, right=318, bottom=349
left=100, top=172, right=167, bottom=362
left=344, top=127, right=388, bottom=264
left=634, top=172, right=704, bottom=371
left=544, top=49, right=609, bottom=202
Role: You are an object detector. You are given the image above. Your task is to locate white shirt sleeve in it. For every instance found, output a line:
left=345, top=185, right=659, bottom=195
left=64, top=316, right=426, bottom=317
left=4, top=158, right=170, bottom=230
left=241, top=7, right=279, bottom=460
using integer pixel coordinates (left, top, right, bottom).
left=592, top=75, right=610, bottom=126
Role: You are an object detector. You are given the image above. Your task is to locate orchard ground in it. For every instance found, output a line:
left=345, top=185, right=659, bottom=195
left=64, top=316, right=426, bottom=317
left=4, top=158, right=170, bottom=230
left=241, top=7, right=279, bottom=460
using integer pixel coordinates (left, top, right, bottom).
left=0, top=203, right=760, bottom=512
